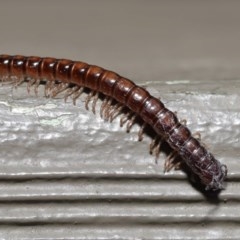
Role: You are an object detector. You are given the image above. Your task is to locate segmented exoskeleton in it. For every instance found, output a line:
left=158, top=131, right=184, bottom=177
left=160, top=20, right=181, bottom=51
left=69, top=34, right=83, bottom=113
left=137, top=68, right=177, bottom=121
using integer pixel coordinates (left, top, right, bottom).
left=0, top=54, right=227, bottom=191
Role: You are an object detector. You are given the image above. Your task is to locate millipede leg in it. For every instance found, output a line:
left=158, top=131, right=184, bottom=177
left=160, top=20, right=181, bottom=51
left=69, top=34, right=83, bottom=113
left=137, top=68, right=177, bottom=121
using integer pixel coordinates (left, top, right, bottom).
left=138, top=122, right=147, bottom=141
left=173, top=161, right=182, bottom=170
left=92, top=92, right=99, bottom=114
left=64, top=88, right=73, bottom=102
left=109, top=104, right=124, bottom=122
left=1, top=76, right=16, bottom=86
left=180, top=119, right=187, bottom=126
left=14, top=77, right=25, bottom=88
left=34, top=79, right=41, bottom=96
left=150, top=136, right=160, bottom=154
left=154, top=144, right=161, bottom=164
left=100, top=97, right=109, bottom=118
left=64, top=86, right=79, bottom=103
left=1, top=76, right=15, bottom=86
left=120, top=112, right=134, bottom=127
left=85, top=91, right=95, bottom=110
left=100, top=97, right=113, bottom=119
left=51, top=83, right=69, bottom=98
left=193, top=131, right=201, bottom=141
left=126, top=115, right=137, bottom=132
left=103, top=98, right=113, bottom=120
left=164, top=151, right=178, bottom=172
left=44, top=80, right=55, bottom=97
left=149, top=137, right=163, bottom=164
left=72, top=87, right=84, bottom=105
left=27, top=79, right=37, bottom=93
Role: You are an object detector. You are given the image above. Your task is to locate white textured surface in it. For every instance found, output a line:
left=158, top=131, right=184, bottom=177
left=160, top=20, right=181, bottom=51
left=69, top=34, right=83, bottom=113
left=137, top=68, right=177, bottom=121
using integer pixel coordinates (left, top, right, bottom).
left=0, top=1, right=240, bottom=239
left=0, top=78, right=239, bottom=239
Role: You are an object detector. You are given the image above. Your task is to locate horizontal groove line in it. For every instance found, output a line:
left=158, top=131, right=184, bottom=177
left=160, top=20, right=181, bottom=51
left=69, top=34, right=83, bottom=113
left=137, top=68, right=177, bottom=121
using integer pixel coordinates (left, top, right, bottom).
left=0, top=196, right=207, bottom=201
left=0, top=199, right=216, bottom=204
left=0, top=174, right=239, bottom=181
left=0, top=220, right=238, bottom=226
left=0, top=175, right=238, bottom=184
left=0, top=175, right=186, bottom=181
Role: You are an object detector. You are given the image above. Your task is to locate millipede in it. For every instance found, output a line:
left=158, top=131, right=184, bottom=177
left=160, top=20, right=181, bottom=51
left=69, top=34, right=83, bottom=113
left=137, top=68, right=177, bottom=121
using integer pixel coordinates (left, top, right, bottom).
left=0, top=54, right=227, bottom=191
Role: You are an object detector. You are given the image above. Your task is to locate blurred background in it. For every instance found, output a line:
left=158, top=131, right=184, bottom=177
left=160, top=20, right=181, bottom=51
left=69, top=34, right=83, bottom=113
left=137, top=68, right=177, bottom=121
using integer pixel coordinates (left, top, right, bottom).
left=1, top=0, right=240, bottom=81
left=0, top=1, right=239, bottom=239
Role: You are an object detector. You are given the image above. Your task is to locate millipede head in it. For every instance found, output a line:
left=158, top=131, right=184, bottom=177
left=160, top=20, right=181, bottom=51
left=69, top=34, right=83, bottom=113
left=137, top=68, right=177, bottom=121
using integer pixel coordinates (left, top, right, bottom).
left=204, top=161, right=228, bottom=191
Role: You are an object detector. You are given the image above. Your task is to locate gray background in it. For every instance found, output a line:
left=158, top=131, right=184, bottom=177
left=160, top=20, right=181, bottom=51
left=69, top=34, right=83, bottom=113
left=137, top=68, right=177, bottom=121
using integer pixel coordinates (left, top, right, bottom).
left=0, top=1, right=239, bottom=239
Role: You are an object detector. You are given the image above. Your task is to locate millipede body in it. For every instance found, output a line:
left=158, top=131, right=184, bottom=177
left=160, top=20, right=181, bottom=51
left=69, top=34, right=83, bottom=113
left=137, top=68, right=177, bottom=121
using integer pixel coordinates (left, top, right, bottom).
left=0, top=54, right=227, bottom=191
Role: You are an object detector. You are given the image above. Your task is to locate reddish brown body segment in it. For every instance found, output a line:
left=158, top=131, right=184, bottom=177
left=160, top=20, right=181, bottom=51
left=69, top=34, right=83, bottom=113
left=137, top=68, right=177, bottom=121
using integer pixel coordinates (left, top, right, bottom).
left=0, top=54, right=227, bottom=191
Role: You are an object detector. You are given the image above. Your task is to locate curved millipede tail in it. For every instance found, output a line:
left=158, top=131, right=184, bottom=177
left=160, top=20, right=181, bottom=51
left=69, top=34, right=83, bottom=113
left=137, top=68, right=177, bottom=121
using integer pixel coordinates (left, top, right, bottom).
left=0, top=54, right=227, bottom=191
